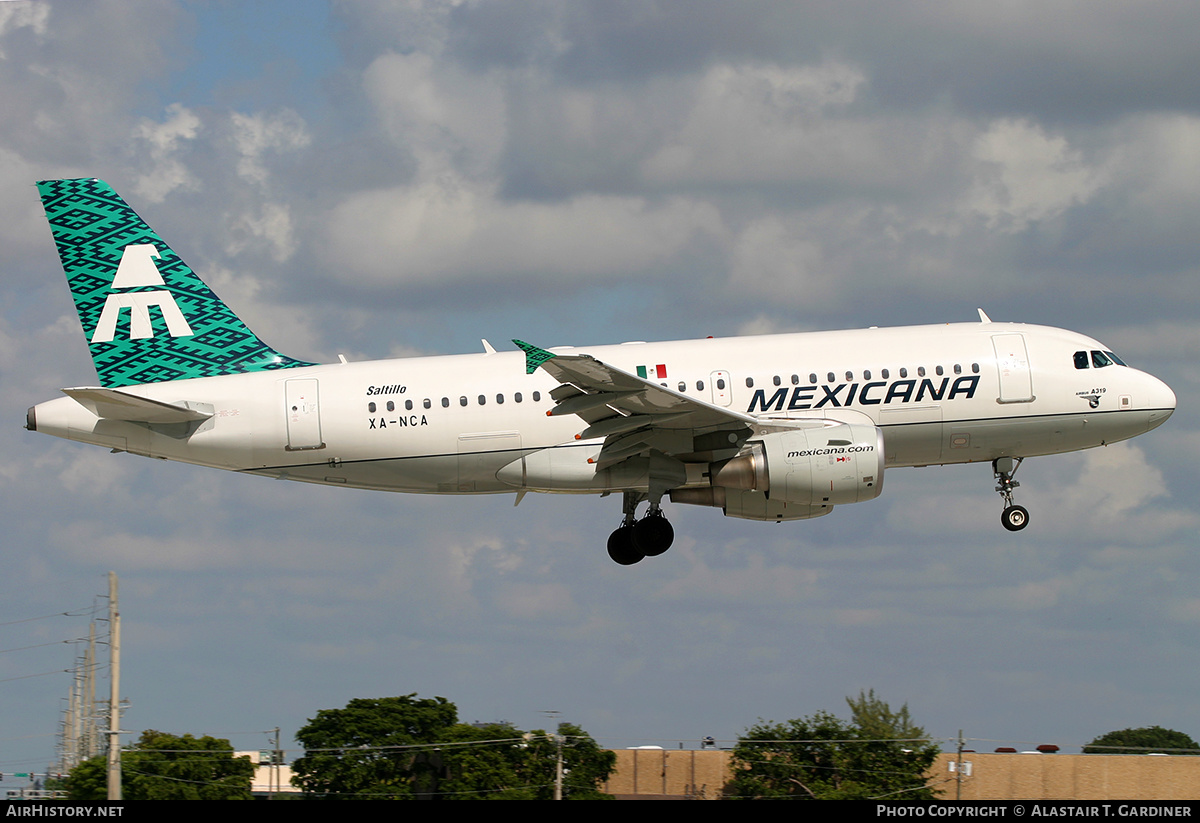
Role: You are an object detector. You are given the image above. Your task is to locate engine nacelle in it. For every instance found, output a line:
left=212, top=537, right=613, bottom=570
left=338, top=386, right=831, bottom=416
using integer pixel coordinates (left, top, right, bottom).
left=670, top=422, right=885, bottom=521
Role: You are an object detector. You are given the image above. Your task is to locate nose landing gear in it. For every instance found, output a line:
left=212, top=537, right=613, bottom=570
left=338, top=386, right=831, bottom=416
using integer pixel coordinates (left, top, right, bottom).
left=994, top=456, right=1028, bottom=531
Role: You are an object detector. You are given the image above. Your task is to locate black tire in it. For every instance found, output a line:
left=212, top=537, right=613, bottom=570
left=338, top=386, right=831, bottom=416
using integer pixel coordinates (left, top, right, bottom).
left=1002, top=505, right=1029, bottom=532
left=607, top=525, right=644, bottom=565
left=633, top=513, right=674, bottom=557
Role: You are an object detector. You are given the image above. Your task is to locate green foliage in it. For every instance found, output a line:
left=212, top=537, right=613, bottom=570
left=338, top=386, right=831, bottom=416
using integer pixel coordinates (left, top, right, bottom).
left=728, top=694, right=940, bottom=800
left=847, top=689, right=929, bottom=744
left=291, top=694, right=458, bottom=799
left=520, top=723, right=617, bottom=801
left=66, top=730, right=254, bottom=801
left=65, top=757, right=108, bottom=802
left=291, top=694, right=615, bottom=799
left=437, top=722, right=533, bottom=800
left=1083, top=726, right=1200, bottom=755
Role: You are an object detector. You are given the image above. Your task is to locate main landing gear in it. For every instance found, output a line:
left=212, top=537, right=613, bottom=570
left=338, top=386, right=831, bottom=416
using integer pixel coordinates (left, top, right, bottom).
left=607, top=491, right=675, bottom=565
left=993, top=456, right=1029, bottom=532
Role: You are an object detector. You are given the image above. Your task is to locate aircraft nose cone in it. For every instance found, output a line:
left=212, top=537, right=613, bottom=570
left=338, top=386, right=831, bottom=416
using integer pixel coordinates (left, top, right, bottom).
left=1143, top=374, right=1176, bottom=432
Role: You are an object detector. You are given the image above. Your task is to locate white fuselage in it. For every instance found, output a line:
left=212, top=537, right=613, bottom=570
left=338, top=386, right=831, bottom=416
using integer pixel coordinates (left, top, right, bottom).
left=29, top=322, right=1176, bottom=497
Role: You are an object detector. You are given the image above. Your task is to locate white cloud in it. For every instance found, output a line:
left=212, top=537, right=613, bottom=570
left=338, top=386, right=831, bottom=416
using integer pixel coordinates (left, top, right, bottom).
left=363, top=50, right=507, bottom=179
left=728, top=215, right=830, bottom=301
left=321, top=174, right=723, bottom=286
left=642, top=61, right=875, bottom=185
left=0, top=0, right=48, bottom=54
left=965, top=118, right=1106, bottom=231
left=230, top=109, right=311, bottom=187
left=225, top=201, right=298, bottom=263
left=131, top=103, right=202, bottom=203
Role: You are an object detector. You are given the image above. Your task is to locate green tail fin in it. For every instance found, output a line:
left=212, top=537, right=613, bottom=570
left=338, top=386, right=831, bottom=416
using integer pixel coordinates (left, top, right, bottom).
left=36, top=178, right=314, bottom=387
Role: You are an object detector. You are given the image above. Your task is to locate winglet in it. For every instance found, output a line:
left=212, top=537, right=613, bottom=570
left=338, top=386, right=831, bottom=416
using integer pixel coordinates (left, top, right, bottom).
left=977, top=308, right=993, bottom=323
left=512, top=339, right=556, bottom=374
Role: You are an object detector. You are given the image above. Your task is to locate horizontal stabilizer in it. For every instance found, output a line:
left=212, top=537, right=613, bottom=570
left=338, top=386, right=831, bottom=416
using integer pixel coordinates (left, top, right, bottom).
left=62, top=387, right=213, bottom=424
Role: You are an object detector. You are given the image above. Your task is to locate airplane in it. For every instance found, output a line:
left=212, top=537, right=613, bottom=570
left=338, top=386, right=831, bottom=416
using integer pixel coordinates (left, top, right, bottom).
left=26, top=178, right=1177, bottom=565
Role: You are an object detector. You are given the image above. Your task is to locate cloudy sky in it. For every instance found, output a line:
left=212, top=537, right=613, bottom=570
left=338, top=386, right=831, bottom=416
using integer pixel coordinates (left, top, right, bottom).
left=2, top=0, right=1199, bottom=779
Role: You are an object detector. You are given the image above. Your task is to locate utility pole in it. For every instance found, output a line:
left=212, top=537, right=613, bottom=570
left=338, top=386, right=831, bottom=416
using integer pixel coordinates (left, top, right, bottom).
left=539, top=710, right=563, bottom=800
left=269, top=727, right=281, bottom=799
left=554, top=731, right=564, bottom=801
left=955, top=729, right=963, bottom=801
left=106, top=572, right=121, bottom=801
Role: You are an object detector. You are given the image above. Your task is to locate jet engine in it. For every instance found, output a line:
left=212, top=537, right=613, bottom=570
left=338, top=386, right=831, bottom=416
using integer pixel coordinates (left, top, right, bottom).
left=670, top=422, right=885, bottom=521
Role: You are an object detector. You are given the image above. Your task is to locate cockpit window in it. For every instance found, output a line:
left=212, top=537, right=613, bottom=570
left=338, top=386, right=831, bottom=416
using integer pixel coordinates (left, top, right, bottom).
left=1075, top=349, right=1128, bottom=369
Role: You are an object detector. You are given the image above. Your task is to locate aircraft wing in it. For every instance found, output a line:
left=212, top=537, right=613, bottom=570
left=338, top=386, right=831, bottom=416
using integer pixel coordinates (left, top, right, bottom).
left=514, top=340, right=756, bottom=469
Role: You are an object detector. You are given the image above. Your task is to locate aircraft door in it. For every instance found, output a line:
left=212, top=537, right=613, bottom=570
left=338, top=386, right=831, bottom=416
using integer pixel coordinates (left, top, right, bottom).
left=993, top=333, right=1034, bottom=404
left=285, top=378, right=325, bottom=450
left=710, top=371, right=731, bottom=406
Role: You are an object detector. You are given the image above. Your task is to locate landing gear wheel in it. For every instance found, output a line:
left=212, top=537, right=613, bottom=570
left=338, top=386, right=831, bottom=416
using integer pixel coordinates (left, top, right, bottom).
left=607, top=525, right=644, bottom=565
left=633, top=512, right=674, bottom=557
left=993, top=457, right=1028, bottom=533
left=1002, top=505, right=1029, bottom=532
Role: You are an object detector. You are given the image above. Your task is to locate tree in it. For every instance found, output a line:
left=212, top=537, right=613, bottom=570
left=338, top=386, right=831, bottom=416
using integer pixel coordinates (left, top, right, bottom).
left=1083, top=726, right=1199, bottom=755
left=291, top=694, right=458, bottom=799
left=727, top=694, right=940, bottom=800
left=518, top=723, right=617, bottom=800
left=437, top=721, right=615, bottom=800
left=436, top=722, right=534, bottom=800
left=291, top=694, right=615, bottom=799
left=66, top=730, right=254, bottom=801
left=847, top=689, right=930, bottom=745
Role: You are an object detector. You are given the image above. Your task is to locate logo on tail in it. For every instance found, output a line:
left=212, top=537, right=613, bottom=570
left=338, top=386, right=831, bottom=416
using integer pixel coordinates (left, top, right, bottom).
left=92, top=244, right=195, bottom=343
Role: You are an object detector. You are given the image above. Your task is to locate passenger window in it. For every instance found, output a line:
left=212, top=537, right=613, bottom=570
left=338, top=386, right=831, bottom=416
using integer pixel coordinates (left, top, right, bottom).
left=918, top=367, right=926, bottom=377
left=972, top=363, right=980, bottom=373
left=953, top=364, right=962, bottom=375
left=515, top=392, right=523, bottom=403
left=773, top=375, right=781, bottom=386
left=696, top=380, right=705, bottom=391
left=881, top=369, right=889, bottom=379
left=386, top=401, right=395, bottom=412
left=478, top=395, right=486, bottom=405
left=423, top=398, right=431, bottom=409
left=845, top=371, right=853, bottom=381
left=827, top=372, right=836, bottom=382
left=405, top=400, right=413, bottom=411
left=716, top=378, right=726, bottom=390
left=746, top=377, right=755, bottom=388
left=936, top=366, right=944, bottom=376
left=791, top=374, right=799, bottom=385
left=678, top=382, right=687, bottom=392
left=810, top=373, right=818, bottom=384
left=1074, top=351, right=1090, bottom=369
left=441, top=397, right=449, bottom=408
left=899, top=368, right=908, bottom=378
left=460, top=396, right=468, bottom=407
left=368, top=402, right=376, bottom=413
left=864, top=370, right=872, bottom=380
left=496, top=394, right=504, bottom=404
left=532, top=391, right=541, bottom=402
